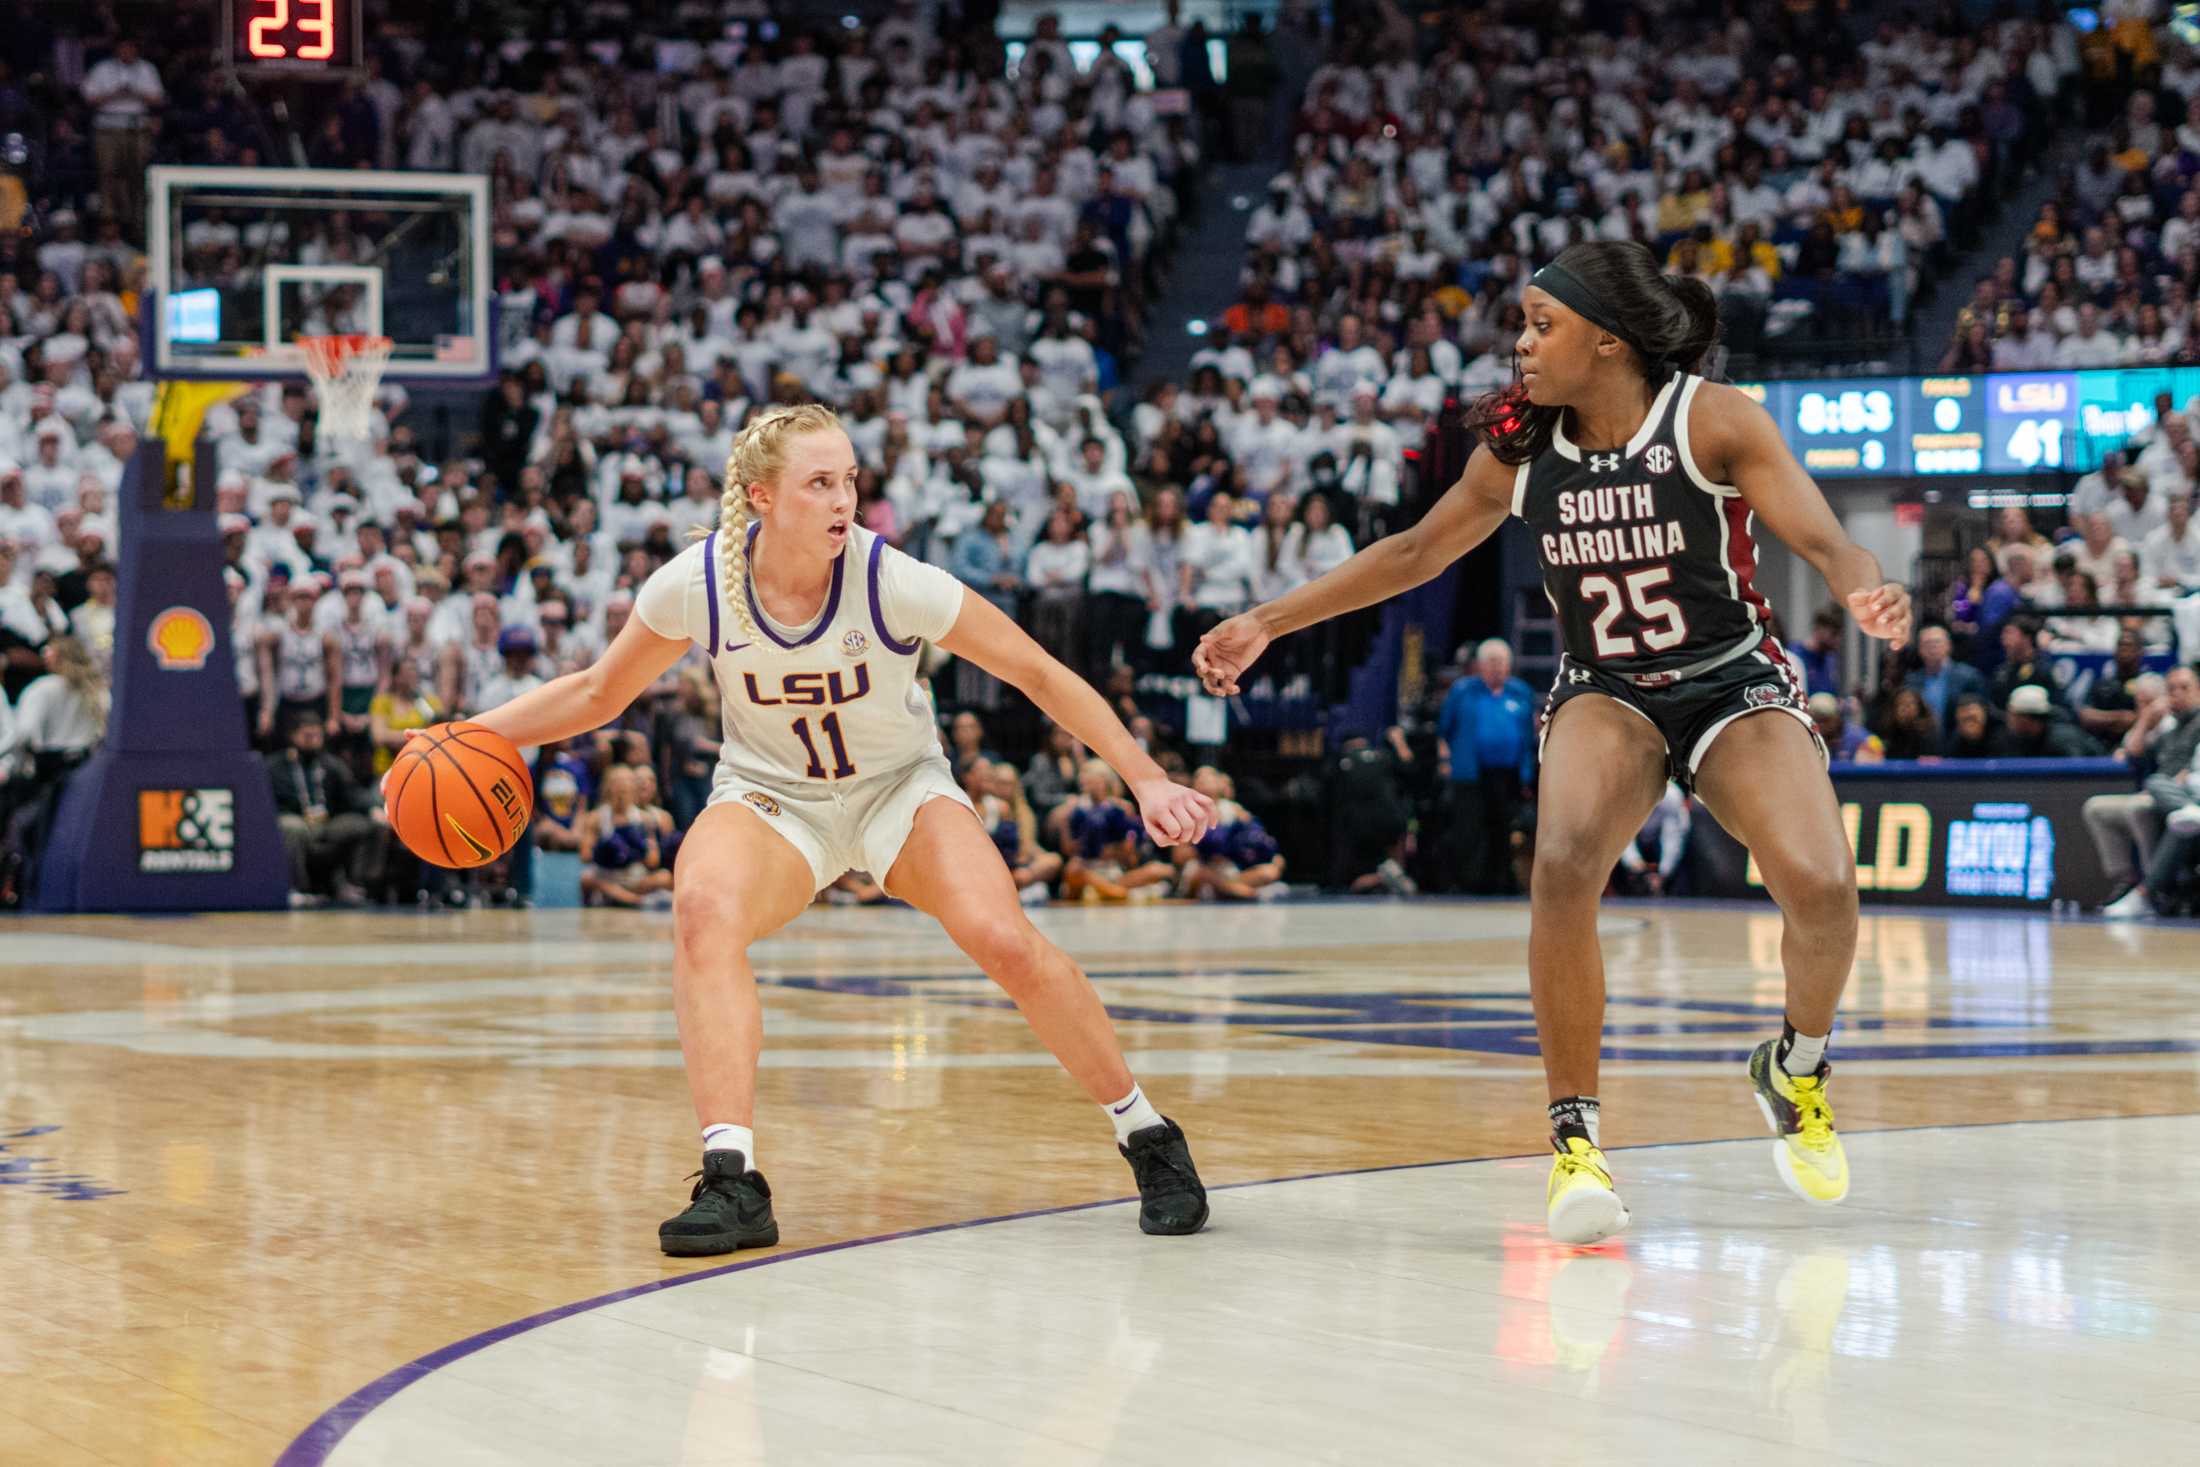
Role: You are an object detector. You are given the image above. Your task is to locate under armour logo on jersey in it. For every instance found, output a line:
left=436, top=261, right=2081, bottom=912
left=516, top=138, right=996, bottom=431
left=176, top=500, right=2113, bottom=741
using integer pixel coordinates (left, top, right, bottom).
left=1588, top=452, right=1622, bottom=472
left=1567, top=667, right=1593, bottom=684
left=1644, top=444, right=1675, bottom=475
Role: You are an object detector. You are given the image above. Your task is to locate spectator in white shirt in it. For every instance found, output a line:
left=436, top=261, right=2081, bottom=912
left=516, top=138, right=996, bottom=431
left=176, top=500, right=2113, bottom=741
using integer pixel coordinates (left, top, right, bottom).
left=2142, top=493, right=2200, bottom=590
left=1025, top=506, right=1092, bottom=668
left=1057, top=437, right=1131, bottom=520
left=1990, top=304, right=2058, bottom=370
left=81, top=40, right=163, bottom=238
left=1310, top=314, right=1389, bottom=410
left=1287, top=490, right=1356, bottom=582
left=549, top=286, right=618, bottom=354
left=1085, top=491, right=1155, bottom=670
left=668, top=466, right=722, bottom=538
left=1179, top=492, right=1256, bottom=637
left=1226, top=386, right=1301, bottom=497
left=20, top=428, right=77, bottom=514
left=402, top=80, right=456, bottom=170
left=2054, top=304, right=2124, bottom=367
left=2163, top=190, right=2200, bottom=262
left=1246, top=180, right=1316, bottom=251
left=1249, top=491, right=1307, bottom=604
left=460, top=94, right=538, bottom=178
left=2105, top=470, right=2168, bottom=546
left=946, top=334, right=1023, bottom=427
left=2133, top=418, right=2193, bottom=500
left=2070, top=512, right=2133, bottom=587
left=0, top=468, right=58, bottom=555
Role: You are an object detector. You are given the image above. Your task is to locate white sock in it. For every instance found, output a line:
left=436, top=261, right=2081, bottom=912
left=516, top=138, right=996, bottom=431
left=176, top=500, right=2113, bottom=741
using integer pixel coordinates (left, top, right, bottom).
left=702, top=1123, right=754, bottom=1166
left=1103, top=1084, right=1162, bottom=1144
left=1779, top=1027, right=1829, bottom=1076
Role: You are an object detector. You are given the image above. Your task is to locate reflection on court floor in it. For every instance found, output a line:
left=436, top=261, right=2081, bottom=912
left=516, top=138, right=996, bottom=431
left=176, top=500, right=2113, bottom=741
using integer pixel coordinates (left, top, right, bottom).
left=0, top=900, right=2194, bottom=1465
left=312, top=1119, right=2200, bottom=1467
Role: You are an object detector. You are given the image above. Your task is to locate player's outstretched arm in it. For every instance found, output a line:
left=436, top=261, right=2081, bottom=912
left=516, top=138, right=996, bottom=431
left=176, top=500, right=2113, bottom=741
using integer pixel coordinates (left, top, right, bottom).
left=939, top=589, right=1216, bottom=847
left=386, top=617, right=691, bottom=795
left=1194, top=445, right=1516, bottom=696
left=1690, top=381, right=1911, bottom=649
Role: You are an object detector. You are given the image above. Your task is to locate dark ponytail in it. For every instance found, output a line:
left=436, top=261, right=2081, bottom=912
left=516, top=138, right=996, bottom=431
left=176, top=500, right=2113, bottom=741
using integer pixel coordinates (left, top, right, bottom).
left=1465, top=241, right=1724, bottom=466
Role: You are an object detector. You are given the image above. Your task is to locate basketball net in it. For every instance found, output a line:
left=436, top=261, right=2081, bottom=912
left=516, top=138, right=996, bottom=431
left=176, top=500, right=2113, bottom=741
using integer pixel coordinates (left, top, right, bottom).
left=298, top=334, right=394, bottom=439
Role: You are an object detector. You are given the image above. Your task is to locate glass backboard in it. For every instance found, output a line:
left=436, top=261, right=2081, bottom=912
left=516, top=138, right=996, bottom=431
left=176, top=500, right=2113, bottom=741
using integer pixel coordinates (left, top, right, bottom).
left=148, top=166, right=492, bottom=382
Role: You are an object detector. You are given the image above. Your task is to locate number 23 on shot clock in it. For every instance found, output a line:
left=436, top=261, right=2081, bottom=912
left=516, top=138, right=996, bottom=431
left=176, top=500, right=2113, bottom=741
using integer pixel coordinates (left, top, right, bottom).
left=223, top=0, right=363, bottom=76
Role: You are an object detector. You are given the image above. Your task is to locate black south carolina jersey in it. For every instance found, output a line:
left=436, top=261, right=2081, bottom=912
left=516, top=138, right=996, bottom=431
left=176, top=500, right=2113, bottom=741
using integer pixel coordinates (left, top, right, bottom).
left=1511, top=373, right=1770, bottom=677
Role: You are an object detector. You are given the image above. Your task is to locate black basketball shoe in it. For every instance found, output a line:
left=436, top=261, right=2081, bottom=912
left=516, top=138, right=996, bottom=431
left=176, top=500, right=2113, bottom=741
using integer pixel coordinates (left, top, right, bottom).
left=658, top=1150, right=780, bottom=1257
left=1119, top=1118, right=1210, bottom=1235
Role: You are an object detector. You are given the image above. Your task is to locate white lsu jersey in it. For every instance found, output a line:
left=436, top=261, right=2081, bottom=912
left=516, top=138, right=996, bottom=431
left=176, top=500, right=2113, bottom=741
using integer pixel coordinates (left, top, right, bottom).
left=635, top=523, right=968, bottom=789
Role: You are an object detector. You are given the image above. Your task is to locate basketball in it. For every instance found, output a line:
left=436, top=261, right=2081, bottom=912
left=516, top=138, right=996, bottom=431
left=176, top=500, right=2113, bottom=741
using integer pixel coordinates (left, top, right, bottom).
left=385, top=723, right=534, bottom=868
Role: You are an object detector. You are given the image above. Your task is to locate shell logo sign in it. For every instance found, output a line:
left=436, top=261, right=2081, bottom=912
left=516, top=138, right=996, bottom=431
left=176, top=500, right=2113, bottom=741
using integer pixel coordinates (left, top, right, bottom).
left=147, top=607, right=216, bottom=671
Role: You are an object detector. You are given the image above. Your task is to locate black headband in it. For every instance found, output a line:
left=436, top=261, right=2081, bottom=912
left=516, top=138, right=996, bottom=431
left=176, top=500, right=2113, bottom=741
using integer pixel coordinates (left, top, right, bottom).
left=1529, top=263, right=1658, bottom=365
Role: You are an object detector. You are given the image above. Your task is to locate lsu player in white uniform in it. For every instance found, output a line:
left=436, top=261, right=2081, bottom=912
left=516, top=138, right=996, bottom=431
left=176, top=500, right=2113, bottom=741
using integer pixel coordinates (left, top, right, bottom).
left=414, top=404, right=1218, bottom=1254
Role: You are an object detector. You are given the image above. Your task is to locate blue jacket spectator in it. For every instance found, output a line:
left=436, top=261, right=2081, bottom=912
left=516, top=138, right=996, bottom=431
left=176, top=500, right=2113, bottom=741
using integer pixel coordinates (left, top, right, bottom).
left=1904, top=625, right=1987, bottom=725
left=951, top=501, right=1023, bottom=616
left=1796, top=610, right=1843, bottom=697
left=1438, top=663, right=1538, bottom=784
left=1437, top=641, right=1538, bottom=895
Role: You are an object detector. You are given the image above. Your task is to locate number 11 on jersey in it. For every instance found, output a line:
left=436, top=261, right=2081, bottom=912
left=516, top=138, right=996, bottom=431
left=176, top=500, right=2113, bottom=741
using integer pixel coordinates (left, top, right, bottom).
left=792, top=712, right=856, bottom=780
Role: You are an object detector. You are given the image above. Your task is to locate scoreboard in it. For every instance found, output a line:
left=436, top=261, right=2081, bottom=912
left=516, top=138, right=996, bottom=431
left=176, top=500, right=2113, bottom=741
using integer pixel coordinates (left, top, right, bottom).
left=1745, top=366, right=2195, bottom=479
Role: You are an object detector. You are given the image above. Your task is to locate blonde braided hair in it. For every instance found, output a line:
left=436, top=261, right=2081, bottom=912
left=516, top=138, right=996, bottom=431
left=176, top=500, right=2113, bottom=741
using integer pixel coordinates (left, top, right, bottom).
left=708, top=402, right=845, bottom=645
left=45, top=634, right=111, bottom=726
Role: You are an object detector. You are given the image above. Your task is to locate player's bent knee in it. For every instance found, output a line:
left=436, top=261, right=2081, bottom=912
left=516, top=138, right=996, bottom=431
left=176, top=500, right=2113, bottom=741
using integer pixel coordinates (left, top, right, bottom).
left=1531, top=829, right=1613, bottom=898
left=1776, top=857, right=1858, bottom=928
left=673, top=884, right=768, bottom=949
left=962, top=915, right=1044, bottom=988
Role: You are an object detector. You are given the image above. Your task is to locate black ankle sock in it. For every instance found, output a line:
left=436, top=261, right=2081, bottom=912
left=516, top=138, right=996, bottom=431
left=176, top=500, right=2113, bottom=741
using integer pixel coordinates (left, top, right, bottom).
left=1548, top=1095, right=1601, bottom=1147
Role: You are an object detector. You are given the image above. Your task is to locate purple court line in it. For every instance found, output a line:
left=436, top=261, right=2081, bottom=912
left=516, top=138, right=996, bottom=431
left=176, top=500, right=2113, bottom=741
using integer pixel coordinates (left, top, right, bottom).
left=271, top=1151, right=1506, bottom=1467
left=271, top=1112, right=2196, bottom=1466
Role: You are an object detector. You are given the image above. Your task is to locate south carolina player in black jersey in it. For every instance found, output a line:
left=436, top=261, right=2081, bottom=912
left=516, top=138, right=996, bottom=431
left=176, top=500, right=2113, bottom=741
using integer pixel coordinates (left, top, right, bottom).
left=1195, top=241, right=1911, bottom=1245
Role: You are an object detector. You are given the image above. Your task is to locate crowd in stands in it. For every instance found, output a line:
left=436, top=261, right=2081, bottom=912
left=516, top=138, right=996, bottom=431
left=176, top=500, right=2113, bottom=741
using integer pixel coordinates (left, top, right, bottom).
left=0, top=2, right=1357, bottom=909
left=2, top=1, right=2195, bottom=917
left=1943, top=6, right=2200, bottom=370
left=1223, top=0, right=2074, bottom=392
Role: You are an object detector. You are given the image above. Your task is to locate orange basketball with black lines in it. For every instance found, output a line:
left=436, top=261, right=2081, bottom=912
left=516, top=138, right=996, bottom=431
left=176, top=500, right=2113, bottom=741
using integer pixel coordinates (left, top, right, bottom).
left=385, top=722, right=534, bottom=868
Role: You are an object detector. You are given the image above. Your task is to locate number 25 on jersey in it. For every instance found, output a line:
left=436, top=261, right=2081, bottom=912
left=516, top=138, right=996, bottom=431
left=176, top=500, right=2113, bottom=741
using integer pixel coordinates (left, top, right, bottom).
left=1579, top=567, right=1690, bottom=659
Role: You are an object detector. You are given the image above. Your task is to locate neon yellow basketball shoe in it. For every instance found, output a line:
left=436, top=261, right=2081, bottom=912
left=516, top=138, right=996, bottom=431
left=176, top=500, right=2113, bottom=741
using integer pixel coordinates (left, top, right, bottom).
left=1546, top=1136, right=1630, bottom=1245
left=1747, top=1040, right=1850, bottom=1204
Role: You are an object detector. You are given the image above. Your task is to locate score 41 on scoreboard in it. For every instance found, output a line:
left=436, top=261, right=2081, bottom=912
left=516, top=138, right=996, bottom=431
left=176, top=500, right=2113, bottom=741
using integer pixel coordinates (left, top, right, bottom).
left=223, top=0, right=364, bottom=76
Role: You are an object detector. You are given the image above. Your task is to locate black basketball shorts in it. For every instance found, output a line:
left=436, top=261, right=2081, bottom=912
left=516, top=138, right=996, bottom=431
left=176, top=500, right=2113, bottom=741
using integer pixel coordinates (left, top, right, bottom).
left=1539, top=636, right=1825, bottom=794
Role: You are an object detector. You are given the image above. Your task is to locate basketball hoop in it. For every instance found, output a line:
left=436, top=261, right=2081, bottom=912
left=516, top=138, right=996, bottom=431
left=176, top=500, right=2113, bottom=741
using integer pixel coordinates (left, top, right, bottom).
left=298, top=334, right=394, bottom=439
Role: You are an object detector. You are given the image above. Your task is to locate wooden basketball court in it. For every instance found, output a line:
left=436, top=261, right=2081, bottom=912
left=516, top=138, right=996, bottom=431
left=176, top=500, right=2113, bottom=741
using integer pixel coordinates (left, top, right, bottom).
left=2, top=899, right=2195, bottom=1464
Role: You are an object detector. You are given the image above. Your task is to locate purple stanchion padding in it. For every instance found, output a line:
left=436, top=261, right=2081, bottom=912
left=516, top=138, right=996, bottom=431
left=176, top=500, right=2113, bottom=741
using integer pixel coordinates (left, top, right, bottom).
left=36, top=438, right=287, bottom=911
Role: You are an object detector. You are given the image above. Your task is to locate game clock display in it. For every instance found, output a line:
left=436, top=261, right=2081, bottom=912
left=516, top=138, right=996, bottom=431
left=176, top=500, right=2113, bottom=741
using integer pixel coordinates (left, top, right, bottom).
left=1783, top=379, right=1899, bottom=474
left=223, top=0, right=363, bottom=75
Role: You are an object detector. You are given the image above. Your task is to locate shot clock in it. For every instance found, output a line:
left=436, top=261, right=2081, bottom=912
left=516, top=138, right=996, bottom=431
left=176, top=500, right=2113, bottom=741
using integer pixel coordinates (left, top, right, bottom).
left=223, top=0, right=364, bottom=76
